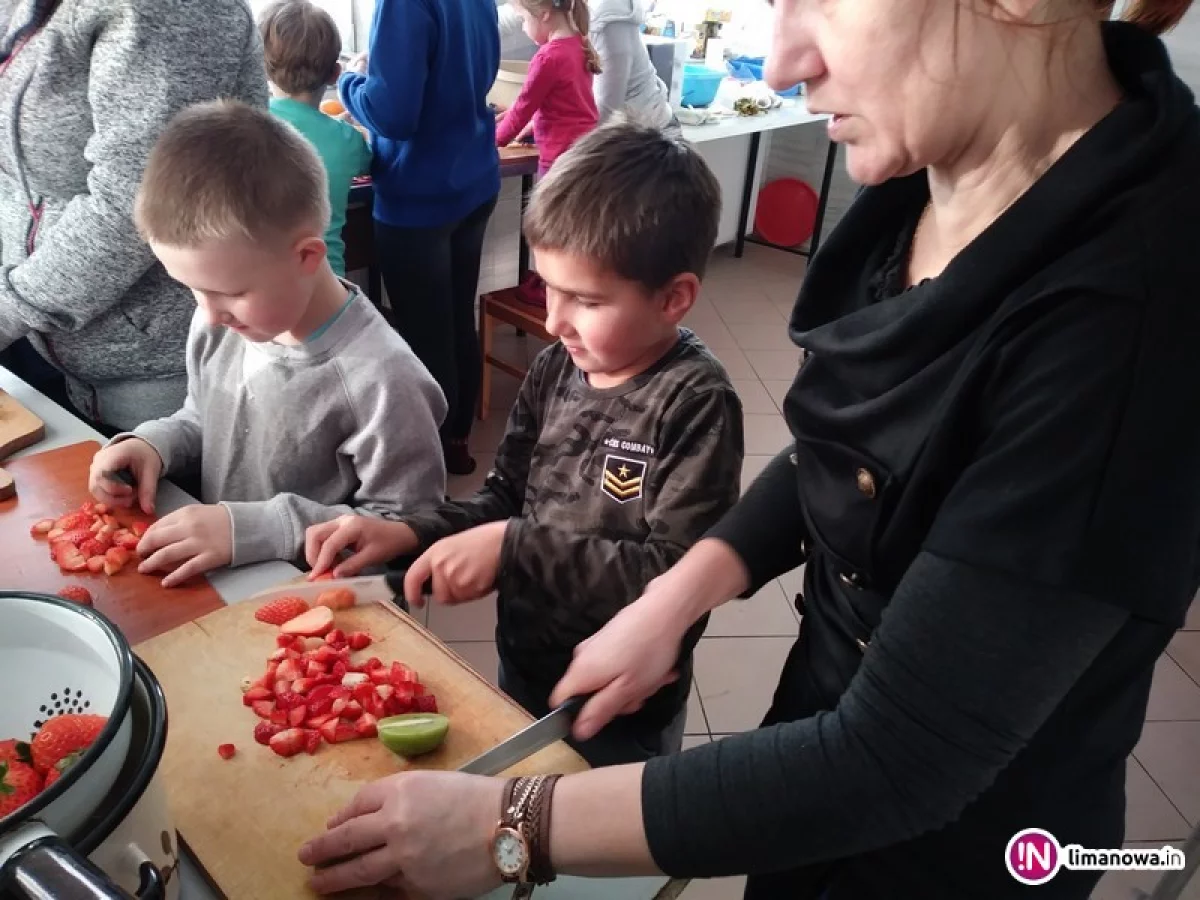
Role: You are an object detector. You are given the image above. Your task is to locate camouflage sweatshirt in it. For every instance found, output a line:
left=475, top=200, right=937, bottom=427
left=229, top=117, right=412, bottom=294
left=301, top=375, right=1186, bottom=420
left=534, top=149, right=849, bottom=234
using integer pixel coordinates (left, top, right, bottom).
left=403, top=329, right=744, bottom=721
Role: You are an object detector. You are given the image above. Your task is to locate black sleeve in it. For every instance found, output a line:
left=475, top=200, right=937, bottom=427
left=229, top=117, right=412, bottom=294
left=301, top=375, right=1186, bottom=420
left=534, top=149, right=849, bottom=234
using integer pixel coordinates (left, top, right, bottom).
left=705, top=445, right=808, bottom=595
left=641, top=551, right=1127, bottom=877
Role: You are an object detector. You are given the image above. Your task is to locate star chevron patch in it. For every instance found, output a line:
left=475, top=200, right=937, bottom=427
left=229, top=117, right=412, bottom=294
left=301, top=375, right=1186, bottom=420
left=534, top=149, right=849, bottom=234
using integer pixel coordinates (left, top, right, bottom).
left=601, top=455, right=646, bottom=504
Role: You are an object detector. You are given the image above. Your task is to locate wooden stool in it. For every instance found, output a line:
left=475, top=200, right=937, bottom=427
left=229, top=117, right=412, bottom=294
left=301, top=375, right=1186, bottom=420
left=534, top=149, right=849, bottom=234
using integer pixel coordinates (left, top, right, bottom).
left=478, top=288, right=552, bottom=420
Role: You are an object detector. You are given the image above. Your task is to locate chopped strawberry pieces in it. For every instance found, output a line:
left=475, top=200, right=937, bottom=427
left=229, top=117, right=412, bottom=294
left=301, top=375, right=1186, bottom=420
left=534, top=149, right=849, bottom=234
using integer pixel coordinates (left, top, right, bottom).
left=268, top=728, right=307, bottom=758
left=253, top=722, right=286, bottom=746
left=56, top=586, right=92, bottom=606
left=347, top=632, right=372, bottom=651
left=217, top=743, right=236, bottom=760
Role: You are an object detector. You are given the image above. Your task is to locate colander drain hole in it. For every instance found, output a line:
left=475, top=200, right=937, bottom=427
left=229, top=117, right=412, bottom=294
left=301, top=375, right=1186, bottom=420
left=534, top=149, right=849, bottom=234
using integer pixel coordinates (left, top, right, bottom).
left=33, top=688, right=92, bottom=730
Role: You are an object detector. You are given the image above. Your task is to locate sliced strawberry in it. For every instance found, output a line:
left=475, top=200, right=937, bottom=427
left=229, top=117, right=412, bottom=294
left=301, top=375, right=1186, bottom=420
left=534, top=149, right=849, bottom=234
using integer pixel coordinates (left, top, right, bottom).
left=53, top=511, right=92, bottom=532
left=318, top=719, right=361, bottom=744
left=80, top=501, right=97, bottom=515
left=304, top=660, right=326, bottom=679
left=217, top=743, right=236, bottom=760
left=275, top=687, right=300, bottom=708
left=254, top=596, right=310, bottom=627
left=290, top=677, right=315, bottom=695
left=354, top=713, right=378, bottom=739
left=129, top=521, right=149, bottom=538
left=362, top=657, right=384, bottom=672
left=251, top=700, right=275, bottom=719
left=56, top=586, right=93, bottom=606
left=305, top=686, right=336, bottom=716
left=93, top=503, right=109, bottom=515
left=312, top=645, right=339, bottom=665
left=315, top=588, right=355, bottom=611
left=101, top=514, right=118, bottom=527
left=268, top=728, right=307, bottom=758
left=29, top=519, right=55, bottom=538
left=86, top=556, right=105, bottom=574
left=242, top=686, right=273, bottom=706
left=275, top=658, right=302, bottom=682
left=302, top=637, right=325, bottom=652
left=414, top=695, right=439, bottom=714
left=274, top=634, right=294, bottom=649
left=279, top=606, right=334, bottom=638
left=305, top=713, right=335, bottom=729
left=112, top=530, right=139, bottom=551
left=351, top=683, right=375, bottom=705
left=288, top=706, right=307, bottom=727
left=79, top=538, right=107, bottom=558
left=269, top=709, right=288, bottom=726
left=375, top=684, right=395, bottom=702
left=267, top=648, right=289, bottom=663
left=330, top=697, right=348, bottom=718
left=341, top=672, right=368, bottom=688
left=340, top=700, right=363, bottom=721
left=365, top=693, right=386, bottom=719
left=390, top=662, right=417, bottom=685
left=347, top=632, right=372, bottom=651
left=324, top=629, right=346, bottom=645
left=60, top=553, right=89, bottom=573
left=103, top=547, right=130, bottom=576
left=304, top=729, right=321, bottom=754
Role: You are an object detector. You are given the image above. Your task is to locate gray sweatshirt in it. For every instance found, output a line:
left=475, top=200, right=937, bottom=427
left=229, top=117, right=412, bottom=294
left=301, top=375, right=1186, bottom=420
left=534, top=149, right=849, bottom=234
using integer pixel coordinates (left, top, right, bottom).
left=0, top=0, right=269, bottom=429
left=120, top=289, right=449, bottom=569
left=497, top=0, right=673, bottom=130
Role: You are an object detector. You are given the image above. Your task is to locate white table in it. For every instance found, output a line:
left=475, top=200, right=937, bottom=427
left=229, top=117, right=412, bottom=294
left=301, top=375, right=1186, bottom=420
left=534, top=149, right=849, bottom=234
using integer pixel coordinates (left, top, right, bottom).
left=0, top=367, right=681, bottom=900
left=682, top=102, right=836, bottom=260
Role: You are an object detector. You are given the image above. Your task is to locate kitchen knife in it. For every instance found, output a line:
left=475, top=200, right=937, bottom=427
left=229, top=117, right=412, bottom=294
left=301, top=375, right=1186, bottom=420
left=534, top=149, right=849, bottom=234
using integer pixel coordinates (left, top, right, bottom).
left=244, top=572, right=415, bottom=613
left=457, top=694, right=591, bottom=776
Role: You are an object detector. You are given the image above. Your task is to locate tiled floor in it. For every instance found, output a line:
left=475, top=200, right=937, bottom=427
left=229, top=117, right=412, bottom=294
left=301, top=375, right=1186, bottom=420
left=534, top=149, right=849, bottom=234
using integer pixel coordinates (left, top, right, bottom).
left=430, top=245, right=1200, bottom=900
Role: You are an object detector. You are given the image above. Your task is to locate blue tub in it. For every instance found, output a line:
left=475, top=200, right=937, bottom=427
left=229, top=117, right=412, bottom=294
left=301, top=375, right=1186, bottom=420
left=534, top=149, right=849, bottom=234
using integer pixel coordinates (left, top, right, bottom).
left=727, top=56, right=801, bottom=98
left=681, top=63, right=725, bottom=108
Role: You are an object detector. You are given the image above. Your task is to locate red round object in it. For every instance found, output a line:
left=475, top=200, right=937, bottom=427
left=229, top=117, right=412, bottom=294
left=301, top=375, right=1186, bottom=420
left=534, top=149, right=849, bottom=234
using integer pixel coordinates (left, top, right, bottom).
left=754, top=178, right=819, bottom=248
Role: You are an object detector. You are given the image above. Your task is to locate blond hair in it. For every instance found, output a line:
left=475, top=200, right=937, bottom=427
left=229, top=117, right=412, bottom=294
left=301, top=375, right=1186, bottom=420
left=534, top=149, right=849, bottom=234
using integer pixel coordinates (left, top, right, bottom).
left=524, top=119, right=720, bottom=290
left=516, top=0, right=602, bottom=74
left=136, top=100, right=330, bottom=247
left=258, top=0, right=343, bottom=95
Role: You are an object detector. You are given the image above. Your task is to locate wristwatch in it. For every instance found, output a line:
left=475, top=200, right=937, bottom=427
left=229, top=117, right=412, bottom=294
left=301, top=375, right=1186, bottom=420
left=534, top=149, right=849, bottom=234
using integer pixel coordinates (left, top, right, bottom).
left=491, top=775, right=562, bottom=898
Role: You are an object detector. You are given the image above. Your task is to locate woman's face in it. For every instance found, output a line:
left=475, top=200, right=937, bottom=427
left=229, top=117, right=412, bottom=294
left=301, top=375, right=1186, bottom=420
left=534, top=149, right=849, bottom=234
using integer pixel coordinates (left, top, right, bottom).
left=767, top=0, right=1013, bottom=185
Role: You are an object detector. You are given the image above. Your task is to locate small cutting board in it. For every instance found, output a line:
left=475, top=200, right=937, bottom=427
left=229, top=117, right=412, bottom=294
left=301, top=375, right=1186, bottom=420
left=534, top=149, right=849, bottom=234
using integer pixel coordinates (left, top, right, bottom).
left=0, top=441, right=223, bottom=643
left=136, top=599, right=589, bottom=900
left=0, top=388, right=45, bottom=460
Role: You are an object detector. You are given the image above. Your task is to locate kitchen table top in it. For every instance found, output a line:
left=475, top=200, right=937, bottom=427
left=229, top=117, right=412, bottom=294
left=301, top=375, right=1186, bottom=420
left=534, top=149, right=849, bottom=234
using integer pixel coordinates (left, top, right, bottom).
left=0, top=366, right=685, bottom=900
left=681, top=99, right=829, bottom=144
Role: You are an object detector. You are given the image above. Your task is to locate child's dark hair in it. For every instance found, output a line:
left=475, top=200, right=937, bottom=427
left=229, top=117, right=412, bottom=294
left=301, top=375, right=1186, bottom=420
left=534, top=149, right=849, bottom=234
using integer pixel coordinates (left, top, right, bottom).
left=258, top=0, right=342, bottom=96
left=524, top=120, right=721, bottom=290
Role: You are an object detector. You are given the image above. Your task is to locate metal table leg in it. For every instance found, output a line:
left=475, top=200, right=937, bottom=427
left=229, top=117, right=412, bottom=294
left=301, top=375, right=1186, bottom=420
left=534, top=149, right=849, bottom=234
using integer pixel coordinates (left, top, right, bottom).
left=734, top=131, right=762, bottom=259
left=518, top=173, right=534, bottom=281
left=807, top=139, right=838, bottom=259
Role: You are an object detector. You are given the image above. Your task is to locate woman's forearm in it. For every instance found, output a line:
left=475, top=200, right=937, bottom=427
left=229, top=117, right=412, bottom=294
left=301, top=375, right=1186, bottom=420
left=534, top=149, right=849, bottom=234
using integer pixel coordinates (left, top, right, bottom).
left=549, top=764, right=661, bottom=877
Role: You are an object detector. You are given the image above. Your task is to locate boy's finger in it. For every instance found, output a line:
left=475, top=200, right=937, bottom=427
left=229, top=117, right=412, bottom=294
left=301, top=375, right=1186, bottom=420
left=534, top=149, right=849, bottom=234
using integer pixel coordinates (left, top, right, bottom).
left=138, top=539, right=192, bottom=575
left=160, top=552, right=213, bottom=588
left=402, top=555, right=433, bottom=608
left=330, top=547, right=376, bottom=579
left=305, top=521, right=338, bottom=570
left=137, top=476, right=156, bottom=517
left=309, top=525, right=348, bottom=575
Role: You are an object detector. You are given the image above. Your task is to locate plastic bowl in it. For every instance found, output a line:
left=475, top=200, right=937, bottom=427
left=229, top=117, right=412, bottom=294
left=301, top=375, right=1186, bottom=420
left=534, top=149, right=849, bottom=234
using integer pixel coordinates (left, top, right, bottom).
left=681, top=63, right=725, bottom=108
left=727, top=56, right=801, bottom=98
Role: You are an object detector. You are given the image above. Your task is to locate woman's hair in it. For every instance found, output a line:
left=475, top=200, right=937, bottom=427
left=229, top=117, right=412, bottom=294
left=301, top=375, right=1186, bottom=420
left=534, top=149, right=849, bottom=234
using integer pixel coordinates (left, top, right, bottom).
left=1115, top=0, right=1193, bottom=34
left=516, top=0, right=603, bottom=74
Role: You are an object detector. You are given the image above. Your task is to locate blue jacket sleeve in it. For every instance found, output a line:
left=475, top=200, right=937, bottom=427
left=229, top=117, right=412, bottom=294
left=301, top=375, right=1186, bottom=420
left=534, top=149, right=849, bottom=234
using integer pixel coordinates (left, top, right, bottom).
left=338, top=0, right=434, bottom=141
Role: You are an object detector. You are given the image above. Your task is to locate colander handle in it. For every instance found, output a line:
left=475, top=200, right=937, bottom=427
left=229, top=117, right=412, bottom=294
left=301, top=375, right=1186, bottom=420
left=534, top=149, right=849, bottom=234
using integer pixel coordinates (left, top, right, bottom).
left=0, top=832, right=139, bottom=900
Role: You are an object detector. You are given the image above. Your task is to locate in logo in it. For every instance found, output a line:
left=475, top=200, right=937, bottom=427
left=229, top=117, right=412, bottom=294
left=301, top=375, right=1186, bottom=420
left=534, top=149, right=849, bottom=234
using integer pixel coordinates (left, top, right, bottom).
left=601, top=455, right=646, bottom=503
left=1005, top=829, right=1062, bottom=885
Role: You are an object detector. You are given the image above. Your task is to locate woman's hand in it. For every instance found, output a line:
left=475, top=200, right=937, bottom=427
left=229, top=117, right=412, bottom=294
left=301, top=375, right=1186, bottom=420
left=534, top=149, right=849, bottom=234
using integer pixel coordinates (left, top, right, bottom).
left=551, top=538, right=749, bottom=740
left=298, top=771, right=504, bottom=898
left=345, top=52, right=368, bottom=76
left=305, top=515, right=418, bottom=577
left=402, top=521, right=507, bottom=608
left=88, top=438, right=162, bottom=515
left=136, top=503, right=232, bottom=587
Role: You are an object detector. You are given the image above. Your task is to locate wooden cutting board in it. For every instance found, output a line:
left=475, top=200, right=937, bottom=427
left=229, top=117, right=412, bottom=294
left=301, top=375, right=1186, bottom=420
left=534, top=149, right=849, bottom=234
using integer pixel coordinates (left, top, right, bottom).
left=136, top=600, right=589, bottom=900
left=0, top=441, right=223, bottom=643
left=0, top=388, right=45, bottom=460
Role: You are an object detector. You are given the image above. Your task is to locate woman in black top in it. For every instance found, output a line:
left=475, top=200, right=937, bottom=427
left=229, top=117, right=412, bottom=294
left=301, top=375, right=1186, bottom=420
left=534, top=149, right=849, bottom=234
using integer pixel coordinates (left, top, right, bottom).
left=298, top=1, right=1200, bottom=898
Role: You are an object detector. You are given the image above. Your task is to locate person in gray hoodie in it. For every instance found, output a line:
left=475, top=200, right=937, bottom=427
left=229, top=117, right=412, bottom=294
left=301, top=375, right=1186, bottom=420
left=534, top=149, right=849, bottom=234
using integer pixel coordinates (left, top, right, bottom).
left=498, top=0, right=675, bottom=133
left=0, top=0, right=270, bottom=431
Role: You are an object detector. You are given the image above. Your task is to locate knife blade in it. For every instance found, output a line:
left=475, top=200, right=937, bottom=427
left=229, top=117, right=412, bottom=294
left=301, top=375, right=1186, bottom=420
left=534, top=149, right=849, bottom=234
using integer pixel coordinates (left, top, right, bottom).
left=244, top=572, right=413, bottom=613
left=457, top=694, right=591, bottom=776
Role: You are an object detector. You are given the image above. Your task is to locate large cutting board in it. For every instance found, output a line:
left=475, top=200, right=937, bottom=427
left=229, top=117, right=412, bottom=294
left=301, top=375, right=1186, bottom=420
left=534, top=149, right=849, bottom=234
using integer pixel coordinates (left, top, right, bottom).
left=136, top=599, right=589, bottom=900
left=0, top=388, right=45, bottom=459
left=0, top=441, right=223, bottom=643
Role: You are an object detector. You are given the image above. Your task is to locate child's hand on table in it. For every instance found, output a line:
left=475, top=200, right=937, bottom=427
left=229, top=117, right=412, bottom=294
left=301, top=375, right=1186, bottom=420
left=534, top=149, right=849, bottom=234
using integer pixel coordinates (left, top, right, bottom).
left=88, top=438, right=162, bottom=515
left=305, top=515, right=418, bottom=578
left=137, top=504, right=232, bottom=588
left=402, top=521, right=508, bottom=609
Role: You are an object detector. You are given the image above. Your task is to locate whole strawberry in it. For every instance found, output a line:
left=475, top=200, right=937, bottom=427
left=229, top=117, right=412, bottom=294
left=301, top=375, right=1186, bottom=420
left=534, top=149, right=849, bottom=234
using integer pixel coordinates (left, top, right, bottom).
left=0, top=761, right=43, bottom=817
left=0, top=739, right=31, bottom=767
left=30, top=714, right=107, bottom=774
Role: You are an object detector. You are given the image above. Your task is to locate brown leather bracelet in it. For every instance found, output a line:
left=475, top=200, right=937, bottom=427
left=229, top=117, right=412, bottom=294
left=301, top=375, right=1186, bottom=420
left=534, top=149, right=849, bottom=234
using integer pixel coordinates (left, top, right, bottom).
left=527, top=774, right=562, bottom=885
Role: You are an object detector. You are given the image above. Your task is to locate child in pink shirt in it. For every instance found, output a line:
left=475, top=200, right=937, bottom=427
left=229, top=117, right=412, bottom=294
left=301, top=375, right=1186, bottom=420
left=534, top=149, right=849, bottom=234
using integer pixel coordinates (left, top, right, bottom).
left=495, top=0, right=600, bottom=176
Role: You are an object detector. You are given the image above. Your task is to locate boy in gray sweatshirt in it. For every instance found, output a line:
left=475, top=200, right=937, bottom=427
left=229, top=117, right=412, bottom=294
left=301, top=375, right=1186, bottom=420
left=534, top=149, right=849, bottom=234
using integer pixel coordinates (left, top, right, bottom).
left=88, top=101, right=447, bottom=588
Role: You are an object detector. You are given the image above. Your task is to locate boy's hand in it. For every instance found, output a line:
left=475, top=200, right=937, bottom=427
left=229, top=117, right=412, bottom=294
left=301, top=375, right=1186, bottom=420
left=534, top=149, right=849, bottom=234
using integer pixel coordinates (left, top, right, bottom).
left=88, top=438, right=162, bottom=515
left=137, top=504, right=232, bottom=588
left=403, top=521, right=508, bottom=609
left=305, top=515, right=419, bottom=578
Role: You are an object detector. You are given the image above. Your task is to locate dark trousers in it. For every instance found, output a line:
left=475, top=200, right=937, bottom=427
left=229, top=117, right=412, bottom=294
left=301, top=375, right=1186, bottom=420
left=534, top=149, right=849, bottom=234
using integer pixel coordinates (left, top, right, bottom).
left=373, top=195, right=498, bottom=442
left=498, top=660, right=686, bottom=769
left=0, top=338, right=118, bottom=438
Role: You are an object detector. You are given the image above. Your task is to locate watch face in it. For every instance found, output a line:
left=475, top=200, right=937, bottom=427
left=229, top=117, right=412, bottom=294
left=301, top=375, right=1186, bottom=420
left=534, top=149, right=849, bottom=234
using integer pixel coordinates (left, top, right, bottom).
left=493, top=828, right=529, bottom=877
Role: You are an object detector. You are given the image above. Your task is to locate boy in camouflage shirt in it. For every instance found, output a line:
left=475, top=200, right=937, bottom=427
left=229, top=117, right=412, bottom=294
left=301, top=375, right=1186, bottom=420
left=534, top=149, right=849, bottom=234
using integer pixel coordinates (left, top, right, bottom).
left=305, top=121, right=744, bottom=766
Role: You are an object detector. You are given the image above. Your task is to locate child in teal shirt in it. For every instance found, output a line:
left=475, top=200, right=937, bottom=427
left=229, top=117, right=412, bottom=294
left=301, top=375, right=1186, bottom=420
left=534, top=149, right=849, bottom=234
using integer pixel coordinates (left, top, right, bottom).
left=259, top=0, right=371, bottom=277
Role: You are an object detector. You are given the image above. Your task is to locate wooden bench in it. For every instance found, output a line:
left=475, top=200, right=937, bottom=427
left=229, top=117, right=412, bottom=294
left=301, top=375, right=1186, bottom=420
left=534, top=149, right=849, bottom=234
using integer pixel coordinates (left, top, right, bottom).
left=478, top=287, right=551, bottom=420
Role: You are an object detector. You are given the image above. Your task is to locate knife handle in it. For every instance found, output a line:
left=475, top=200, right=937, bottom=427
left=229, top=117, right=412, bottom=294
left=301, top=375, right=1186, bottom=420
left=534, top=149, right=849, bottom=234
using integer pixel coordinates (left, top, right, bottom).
left=556, top=694, right=593, bottom=718
left=382, top=569, right=434, bottom=600
left=104, top=467, right=137, bottom=488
